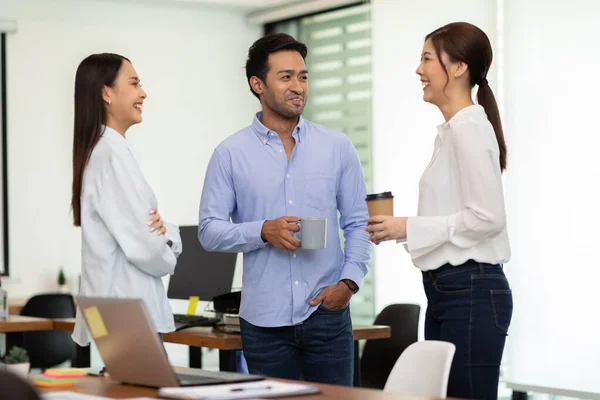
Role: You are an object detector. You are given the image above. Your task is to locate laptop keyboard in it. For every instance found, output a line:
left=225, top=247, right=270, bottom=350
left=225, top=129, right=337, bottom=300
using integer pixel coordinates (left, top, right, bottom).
left=173, top=314, right=220, bottom=330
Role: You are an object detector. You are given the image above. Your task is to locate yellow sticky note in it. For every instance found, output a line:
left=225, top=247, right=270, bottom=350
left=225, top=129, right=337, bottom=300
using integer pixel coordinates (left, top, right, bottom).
left=187, top=296, right=200, bottom=315
left=83, top=306, right=108, bottom=339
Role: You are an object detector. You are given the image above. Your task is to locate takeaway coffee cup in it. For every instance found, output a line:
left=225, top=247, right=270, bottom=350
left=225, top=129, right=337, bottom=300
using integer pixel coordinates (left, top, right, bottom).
left=293, top=217, right=327, bottom=249
left=366, top=192, right=394, bottom=217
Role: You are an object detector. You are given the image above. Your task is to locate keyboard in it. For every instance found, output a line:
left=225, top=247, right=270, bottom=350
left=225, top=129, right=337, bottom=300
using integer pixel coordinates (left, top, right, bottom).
left=173, top=314, right=220, bottom=330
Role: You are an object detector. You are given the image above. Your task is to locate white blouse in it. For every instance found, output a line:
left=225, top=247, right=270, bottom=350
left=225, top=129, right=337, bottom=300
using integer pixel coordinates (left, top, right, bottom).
left=405, top=105, right=511, bottom=271
left=72, top=126, right=182, bottom=346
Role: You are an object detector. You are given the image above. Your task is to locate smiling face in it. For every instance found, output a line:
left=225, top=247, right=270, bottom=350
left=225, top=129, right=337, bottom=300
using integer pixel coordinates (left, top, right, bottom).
left=253, top=50, right=308, bottom=120
left=103, top=60, right=147, bottom=131
left=415, top=38, right=456, bottom=107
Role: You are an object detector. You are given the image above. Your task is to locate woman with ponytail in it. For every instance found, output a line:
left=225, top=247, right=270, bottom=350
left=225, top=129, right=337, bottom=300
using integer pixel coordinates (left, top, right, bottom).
left=366, top=22, right=512, bottom=399
left=71, top=54, right=182, bottom=347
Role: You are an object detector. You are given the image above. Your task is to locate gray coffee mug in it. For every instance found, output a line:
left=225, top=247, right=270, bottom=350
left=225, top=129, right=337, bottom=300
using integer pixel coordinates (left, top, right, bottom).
left=293, top=217, right=327, bottom=249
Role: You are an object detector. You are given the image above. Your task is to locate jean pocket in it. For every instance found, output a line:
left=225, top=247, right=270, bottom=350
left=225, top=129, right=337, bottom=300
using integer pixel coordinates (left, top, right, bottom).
left=433, top=270, right=472, bottom=295
left=305, top=175, right=336, bottom=211
left=318, top=303, right=349, bottom=312
left=491, top=289, right=513, bottom=334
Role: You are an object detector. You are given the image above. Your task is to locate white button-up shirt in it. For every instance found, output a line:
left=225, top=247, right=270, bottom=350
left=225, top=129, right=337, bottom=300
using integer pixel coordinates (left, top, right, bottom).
left=405, top=105, right=511, bottom=271
left=72, top=126, right=181, bottom=346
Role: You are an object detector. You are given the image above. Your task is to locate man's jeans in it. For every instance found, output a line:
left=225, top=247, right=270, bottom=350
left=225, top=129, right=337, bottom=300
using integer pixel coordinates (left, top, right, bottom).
left=240, top=304, right=353, bottom=386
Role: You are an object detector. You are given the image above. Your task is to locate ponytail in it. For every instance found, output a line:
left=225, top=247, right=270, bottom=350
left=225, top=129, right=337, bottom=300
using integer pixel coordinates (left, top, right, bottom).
left=477, top=82, right=507, bottom=172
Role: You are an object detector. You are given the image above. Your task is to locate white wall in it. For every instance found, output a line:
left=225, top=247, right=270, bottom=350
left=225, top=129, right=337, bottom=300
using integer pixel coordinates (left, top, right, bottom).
left=371, top=0, right=497, bottom=327
left=0, top=0, right=261, bottom=297
left=503, top=0, right=600, bottom=395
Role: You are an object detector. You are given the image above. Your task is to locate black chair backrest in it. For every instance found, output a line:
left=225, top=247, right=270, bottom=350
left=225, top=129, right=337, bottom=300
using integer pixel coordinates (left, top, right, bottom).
left=20, top=294, right=76, bottom=369
left=360, top=303, right=421, bottom=389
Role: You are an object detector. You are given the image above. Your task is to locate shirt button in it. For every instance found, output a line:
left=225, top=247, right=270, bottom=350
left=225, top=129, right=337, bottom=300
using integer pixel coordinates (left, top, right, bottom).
left=295, top=281, right=299, bottom=285
left=279, top=149, right=283, bottom=153
left=288, top=200, right=293, bottom=204
left=262, top=140, right=267, bottom=144
left=292, top=254, right=297, bottom=258
left=269, top=132, right=275, bottom=136
left=286, top=174, right=290, bottom=178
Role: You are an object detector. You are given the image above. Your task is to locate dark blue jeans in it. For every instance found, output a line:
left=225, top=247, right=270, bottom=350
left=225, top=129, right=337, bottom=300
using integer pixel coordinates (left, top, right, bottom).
left=239, top=304, right=354, bottom=386
left=423, top=261, right=513, bottom=400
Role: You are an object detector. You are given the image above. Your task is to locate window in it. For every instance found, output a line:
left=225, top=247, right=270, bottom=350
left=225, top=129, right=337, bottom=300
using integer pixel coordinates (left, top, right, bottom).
left=269, top=3, right=374, bottom=324
left=1, top=32, right=8, bottom=276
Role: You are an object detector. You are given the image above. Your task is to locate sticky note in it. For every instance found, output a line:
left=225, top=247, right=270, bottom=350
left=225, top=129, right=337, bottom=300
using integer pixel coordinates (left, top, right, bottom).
left=36, top=377, right=80, bottom=383
left=44, top=368, right=87, bottom=376
left=83, top=306, right=108, bottom=339
left=33, top=379, right=77, bottom=388
left=187, top=296, right=200, bottom=315
left=43, top=373, right=86, bottom=379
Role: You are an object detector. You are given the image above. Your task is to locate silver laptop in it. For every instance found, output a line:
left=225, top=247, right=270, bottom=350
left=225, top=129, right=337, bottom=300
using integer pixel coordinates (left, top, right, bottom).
left=76, top=296, right=263, bottom=388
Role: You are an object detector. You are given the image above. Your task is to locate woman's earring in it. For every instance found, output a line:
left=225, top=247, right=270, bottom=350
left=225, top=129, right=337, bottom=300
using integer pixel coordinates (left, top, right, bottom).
left=108, top=100, right=112, bottom=105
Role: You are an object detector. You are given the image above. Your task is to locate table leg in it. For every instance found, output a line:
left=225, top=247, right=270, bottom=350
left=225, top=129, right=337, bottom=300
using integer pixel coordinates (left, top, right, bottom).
left=219, top=350, right=237, bottom=372
left=353, top=340, right=361, bottom=387
left=188, top=346, right=203, bottom=368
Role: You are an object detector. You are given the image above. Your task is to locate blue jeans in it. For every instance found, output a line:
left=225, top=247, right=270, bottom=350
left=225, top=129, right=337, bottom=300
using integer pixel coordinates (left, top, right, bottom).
left=239, top=304, right=354, bottom=386
left=423, top=261, right=513, bottom=400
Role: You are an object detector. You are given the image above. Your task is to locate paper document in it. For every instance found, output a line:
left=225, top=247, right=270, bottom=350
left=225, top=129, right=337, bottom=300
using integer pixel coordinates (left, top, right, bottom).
left=43, top=392, right=154, bottom=400
left=158, top=379, right=319, bottom=399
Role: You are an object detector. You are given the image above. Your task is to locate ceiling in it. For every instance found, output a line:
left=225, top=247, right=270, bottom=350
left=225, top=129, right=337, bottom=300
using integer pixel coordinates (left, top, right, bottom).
left=115, top=0, right=303, bottom=12
left=184, top=0, right=301, bottom=8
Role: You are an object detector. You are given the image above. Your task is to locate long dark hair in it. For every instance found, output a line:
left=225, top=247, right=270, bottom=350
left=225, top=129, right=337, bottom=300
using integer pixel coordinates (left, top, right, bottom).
left=426, top=22, right=507, bottom=171
left=71, top=53, right=129, bottom=226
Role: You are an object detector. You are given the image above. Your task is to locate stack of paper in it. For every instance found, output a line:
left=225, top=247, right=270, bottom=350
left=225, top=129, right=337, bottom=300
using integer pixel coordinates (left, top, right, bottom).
left=158, top=379, right=319, bottom=399
left=218, top=315, right=241, bottom=333
left=34, top=368, right=88, bottom=388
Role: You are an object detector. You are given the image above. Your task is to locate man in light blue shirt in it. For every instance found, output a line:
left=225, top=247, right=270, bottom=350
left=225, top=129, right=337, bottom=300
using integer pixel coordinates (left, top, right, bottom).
left=198, top=33, right=371, bottom=386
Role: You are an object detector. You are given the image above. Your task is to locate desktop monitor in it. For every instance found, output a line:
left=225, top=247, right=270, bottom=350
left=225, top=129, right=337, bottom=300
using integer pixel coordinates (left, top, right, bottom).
left=167, top=226, right=238, bottom=302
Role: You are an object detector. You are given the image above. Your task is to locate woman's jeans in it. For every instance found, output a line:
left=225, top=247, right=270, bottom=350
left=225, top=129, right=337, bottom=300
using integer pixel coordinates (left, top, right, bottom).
left=423, top=260, right=513, bottom=399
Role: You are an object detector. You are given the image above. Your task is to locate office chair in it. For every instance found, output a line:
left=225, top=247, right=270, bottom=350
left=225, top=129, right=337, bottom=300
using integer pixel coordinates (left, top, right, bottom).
left=360, top=303, right=420, bottom=389
left=384, top=340, right=456, bottom=397
left=20, top=294, right=77, bottom=369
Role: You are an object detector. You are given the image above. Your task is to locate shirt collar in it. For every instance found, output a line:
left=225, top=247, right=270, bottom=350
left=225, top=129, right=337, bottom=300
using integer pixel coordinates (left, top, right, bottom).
left=102, top=125, right=123, bottom=139
left=251, top=112, right=306, bottom=144
left=101, top=125, right=141, bottom=165
left=436, top=104, right=485, bottom=139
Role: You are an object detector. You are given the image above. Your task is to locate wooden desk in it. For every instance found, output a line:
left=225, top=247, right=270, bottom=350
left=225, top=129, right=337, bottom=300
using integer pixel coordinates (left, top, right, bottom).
left=38, top=375, right=443, bottom=399
left=0, top=316, right=54, bottom=332
left=8, top=297, right=27, bottom=315
left=0, top=317, right=90, bottom=370
left=53, top=318, right=79, bottom=333
left=52, top=318, right=391, bottom=386
left=53, top=319, right=390, bottom=348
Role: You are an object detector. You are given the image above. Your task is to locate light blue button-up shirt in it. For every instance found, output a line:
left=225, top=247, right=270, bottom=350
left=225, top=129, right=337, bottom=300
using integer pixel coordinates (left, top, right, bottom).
left=199, top=113, right=371, bottom=327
